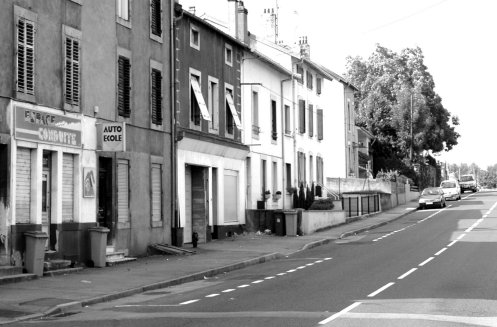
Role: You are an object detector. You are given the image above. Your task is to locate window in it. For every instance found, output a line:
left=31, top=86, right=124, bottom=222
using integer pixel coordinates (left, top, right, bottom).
left=150, top=0, right=162, bottom=40
left=306, top=71, right=313, bottom=90
left=63, top=26, right=81, bottom=111
left=118, top=54, right=131, bottom=118
left=298, top=99, right=306, bottom=134
left=62, top=154, right=74, bottom=222
left=286, top=163, right=292, bottom=190
left=190, top=24, right=200, bottom=50
left=261, top=159, right=267, bottom=195
left=151, top=163, right=163, bottom=226
left=298, top=151, right=306, bottom=185
left=208, top=76, right=219, bottom=132
left=117, top=0, right=131, bottom=27
left=117, top=159, right=130, bottom=228
left=225, top=87, right=242, bottom=136
left=309, top=155, right=314, bottom=184
left=316, top=156, right=324, bottom=186
left=190, top=71, right=211, bottom=128
left=15, top=6, right=37, bottom=101
left=271, top=99, right=277, bottom=141
left=316, top=77, right=322, bottom=95
left=284, top=105, right=291, bottom=134
left=225, top=43, right=233, bottom=66
left=308, top=104, right=314, bottom=137
left=252, top=91, right=260, bottom=138
left=151, top=65, right=162, bottom=125
left=317, top=109, right=323, bottom=140
left=296, top=65, right=304, bottom=84
left=347, top=99, right=352, bottom=132
left=272, top=162, right=278, bottom=193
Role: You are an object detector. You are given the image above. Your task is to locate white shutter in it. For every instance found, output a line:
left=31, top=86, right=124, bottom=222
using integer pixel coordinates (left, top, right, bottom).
left=223, top=170, right=238, bottom=222
left=151, top=163, right=162, bottom=223
left=62, top=154, right=74, bottom=222
left=16, top=148, right=31, bottom=223
left=117, top=159, right=129, bottom=224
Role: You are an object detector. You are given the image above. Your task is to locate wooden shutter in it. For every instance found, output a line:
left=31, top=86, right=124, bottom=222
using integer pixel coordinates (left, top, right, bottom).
left=64, top=37, right=80, bottom=107
left=16, top=148, right=31, bottom=224
left=308, top=104, right=314, bottom=137
left=17, top=18, right=35, bottom=95
left=62, top=154, right=74, bottom=222
left=151, top=163, right=162, bottom=223
left=118, top=56, right=131, bottom=118
left=151, top=68, right=162, bottom=125
left=117, top=159, right=129, bottom=224
left=299, top=100, right=306, bottom=133
left=271, top=100, right=277, bottom=141
left=317, top=77, right=322, bottom=94
left=150, top=0, right=162, bottom=36
left=317, top=109, right=323, bottom=140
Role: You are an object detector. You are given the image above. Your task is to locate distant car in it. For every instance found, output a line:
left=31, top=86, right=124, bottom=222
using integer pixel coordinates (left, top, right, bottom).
left=459, top=174, right=477, bottom=193
left=419, top=187, right=446, bottom=209
left=440, top=180, right=461, bottom=200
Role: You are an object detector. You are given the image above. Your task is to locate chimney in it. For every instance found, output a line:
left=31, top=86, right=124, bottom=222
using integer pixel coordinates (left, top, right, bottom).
left=228, top=0, right=249, bottom=44
left=227, top=0, right=238, bottom=38
left=299, top=36, right=310, bottom=60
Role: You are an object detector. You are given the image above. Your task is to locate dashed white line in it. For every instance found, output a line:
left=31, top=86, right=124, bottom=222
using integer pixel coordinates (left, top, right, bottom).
left=205, top=294, right=219, bottom=298
left=324, top=257, right=332, bottom=261
left=319, top=302, right=362, bottom=324
left=315, top=260, right=323, bottom=263
left=419, top=257, right=434, bottom=266
left=264, top=276, right=275, bottom=280
left=435, top=248, right=447, bottom=256
left=457, top=233, right=466, bottom=240
left=238, top=284, right=250, bottom=288
left=180, top=299, right=200, bottom=305
left=287, top=269, right=297, bottom=273
left=398, top=268, right=417, bottom=280
left=222, top=289, right=235, bottom=293
left=368, top=282, right=395, bottom=297
left=296, top=266, right=306, bottom=269
left=252, top=280, right=264, bottom=284
left=447, top=240, right=458, bottom=247
left=277, top=273, right=286, bottom=276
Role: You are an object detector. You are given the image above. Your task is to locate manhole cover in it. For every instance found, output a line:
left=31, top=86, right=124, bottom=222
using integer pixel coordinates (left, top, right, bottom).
left=0, top=309, right=30, bottom=318
left=20, top=298, right=73, bottom=307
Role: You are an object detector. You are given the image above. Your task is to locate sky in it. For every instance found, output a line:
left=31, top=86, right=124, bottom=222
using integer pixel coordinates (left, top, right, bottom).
left=178, top=0, right=497, bottom=169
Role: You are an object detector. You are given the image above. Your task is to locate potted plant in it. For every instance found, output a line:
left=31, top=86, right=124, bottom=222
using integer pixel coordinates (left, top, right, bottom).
left=273, top=190, right=282, bottom=201
left=264, top=190, right=271, bottom=200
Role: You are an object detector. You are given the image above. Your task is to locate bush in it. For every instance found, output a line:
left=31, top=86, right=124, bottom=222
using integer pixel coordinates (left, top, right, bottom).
left=309, top=198, right=335, bottom=210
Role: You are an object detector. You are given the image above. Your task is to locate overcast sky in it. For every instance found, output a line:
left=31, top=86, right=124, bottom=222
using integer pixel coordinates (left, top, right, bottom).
left=179, top=0, right=497, bottom=169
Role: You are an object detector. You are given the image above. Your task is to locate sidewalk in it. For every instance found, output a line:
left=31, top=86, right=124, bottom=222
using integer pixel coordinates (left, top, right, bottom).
left=0, top=200, right=419, bottom=325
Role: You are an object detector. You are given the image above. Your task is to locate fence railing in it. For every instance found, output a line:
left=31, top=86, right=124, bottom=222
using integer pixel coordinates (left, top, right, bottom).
left=342, top=194, right=380, bottom=218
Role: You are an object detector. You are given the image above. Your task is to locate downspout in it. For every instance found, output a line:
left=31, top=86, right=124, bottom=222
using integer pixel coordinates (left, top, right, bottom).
left=280, top=75, right=293, bottom=209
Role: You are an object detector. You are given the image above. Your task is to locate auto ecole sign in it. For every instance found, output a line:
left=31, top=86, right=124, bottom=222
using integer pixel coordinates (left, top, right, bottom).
left=98, top=122, right=126, bottom=151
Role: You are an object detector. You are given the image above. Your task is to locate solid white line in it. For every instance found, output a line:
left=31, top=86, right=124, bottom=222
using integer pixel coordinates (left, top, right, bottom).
left=419, top=257, right=434, bottom=266
left=205, top=294, right=219, bottom=298
left=435, top=248, right=447, bottom=256
left=398, top=268, right=417, bottom=280
left=222, top=289, right=235, bottom=293
left=447, top=240, right=458, bottom=247
left=368, top=282, right=395, bottom=297
left=318, top=302, right=362, bottom=324
left=180, top=299, right=200, bottom=305
left=457, top=234, right=466, bottom=240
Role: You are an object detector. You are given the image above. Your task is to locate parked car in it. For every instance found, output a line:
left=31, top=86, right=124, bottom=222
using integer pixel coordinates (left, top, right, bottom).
left=440, top=180, right=461, bottom=200
left=459, top=174, right=477, bottom=193
left=419, top=187, right=446, bottom=209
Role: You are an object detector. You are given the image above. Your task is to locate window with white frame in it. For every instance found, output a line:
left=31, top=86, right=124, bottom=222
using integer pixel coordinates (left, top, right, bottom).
left=63, top=25, right=81, bottom=111
left=190, top=69, right=211, bottom=129
left=225, top=43, right=233, bottom=66
left=225, top=85, right=242, bottom=136
left=208, top=76, right=219, bottom=132
left=15, top=6, right=37, bottom=101
left=116, top=0, right=131, bottom=27
left=284, top=104, right=291, bottom=135
left=190, top=24, right=200, bottom=50
left=252, top=90, right=260, bottom=138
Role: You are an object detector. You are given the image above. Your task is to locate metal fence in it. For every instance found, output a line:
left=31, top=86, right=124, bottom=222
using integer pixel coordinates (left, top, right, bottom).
left=342, top=194, right=380, bottom=218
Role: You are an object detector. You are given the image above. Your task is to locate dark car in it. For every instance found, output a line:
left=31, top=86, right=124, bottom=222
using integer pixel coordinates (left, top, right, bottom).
left=418, top=187, right=446, bottom=209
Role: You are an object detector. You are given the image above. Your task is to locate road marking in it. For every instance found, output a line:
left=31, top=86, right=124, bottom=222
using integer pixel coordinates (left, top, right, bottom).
left=286, top=269, right=296, bottom=273
left=297, top=266, right=306, bottom=269
left=368, top=282, right=395, bottom=297
left=180, top=299, right=200, bottom=305
left=222, top=289, right=235, bottom=293
left=206, top=294, right=219, bottom=298
left=318, top=302, right=362, bottom=324
left=419, top=257, right=434, bottom=266
left=238, top=284, right=250, bottom=288
left=315, top=260, right=323, bottom=263
left=252, top=280, right=264, bottom=284
left=435, top=248, right=447, bottom=256
left=465, top=227, right=473, bottom=232
left=264, top=276, right=275, bottom=280
left=277, top=273, right=286, bottom=276
left=306, top=263, right=314, bottom=266
left=457, top=233, right=466, bottom=240
left=324, top=257, right=332, bottom=260
left=447, top=240, right=458, bottom=247
left=398, top=268, right=417, bottom=280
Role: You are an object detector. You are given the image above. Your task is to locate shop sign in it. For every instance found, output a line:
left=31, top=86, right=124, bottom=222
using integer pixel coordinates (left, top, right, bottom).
left=97, top=122, right=126, bottom=152
left=15, top=105, right=82, bottom=148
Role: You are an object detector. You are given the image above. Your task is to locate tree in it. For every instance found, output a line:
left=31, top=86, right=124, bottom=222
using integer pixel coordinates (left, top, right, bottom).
left=345, top=45, right=460, bottom=174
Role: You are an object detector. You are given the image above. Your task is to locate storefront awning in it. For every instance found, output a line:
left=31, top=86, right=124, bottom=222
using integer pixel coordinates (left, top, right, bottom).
left=225, top=92, right=242, bottom=129
left=190, top=77, right=211, bottom=121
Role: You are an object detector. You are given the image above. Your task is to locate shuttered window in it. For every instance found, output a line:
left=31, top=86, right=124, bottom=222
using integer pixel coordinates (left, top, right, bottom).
left=299, top=99, right=306, bottom=134
left=308, top=104, right=314, bottom=137
left=16, top=17, right=35, bottom=96
left=271, top=100, right=277, bottom=141
left=297, top=151, right=306, bottom=185
left=151, top=68, right=162, bottom=125
left=150, top=0, right=162, bottom=37
left=306, top=71, right=313, bottom=90
left=16, top=148, right=31, bottom=224
left=117, top=159, right=130, bottom=226
left=296, top=65, right=304, bottom=84
left=62, top=154, right=74, bottom=222
left=317, top=156, right=324, bottom=186
left=316, top=77, right=322, bottom=95
left=118, top=56, right=131, bottom=118
left=151, top=163, right=162, bottom=225
left=317, top=109, right=324, bottom=140
left=64, top=36, right=80, bottom=109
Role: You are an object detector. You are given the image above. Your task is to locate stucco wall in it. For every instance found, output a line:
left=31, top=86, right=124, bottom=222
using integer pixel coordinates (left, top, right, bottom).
left=301, top=210, right=346, bottom=235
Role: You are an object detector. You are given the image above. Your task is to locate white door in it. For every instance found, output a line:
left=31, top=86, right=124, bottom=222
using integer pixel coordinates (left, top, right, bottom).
left=184, top=166, right=192, bottom=243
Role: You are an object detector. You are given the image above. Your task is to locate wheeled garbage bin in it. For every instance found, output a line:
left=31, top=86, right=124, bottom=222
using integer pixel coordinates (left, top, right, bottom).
left=89, top=227, right=110, bottom=267
left=24, top=231, right=48, bottom=276
left=283, top=210, right=298, bottom=236
left=274, top=210, right=285, bottom=236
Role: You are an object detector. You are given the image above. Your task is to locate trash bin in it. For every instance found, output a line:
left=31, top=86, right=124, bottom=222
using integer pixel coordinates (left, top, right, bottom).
left=274, top=210, right=285, bottom=236
left=24, top=231, right=48, bottom=276
left=283, top=210, right=298, bottom=236
left=89, top=227, right=110, bottom=267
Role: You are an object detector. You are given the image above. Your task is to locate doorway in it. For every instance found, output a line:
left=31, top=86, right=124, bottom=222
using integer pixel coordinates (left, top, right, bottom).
left=98, top=157, right=114, bottom=245
left=41, top=151, right=56, bottom=250
left=185, top=165, right=208, bottom=244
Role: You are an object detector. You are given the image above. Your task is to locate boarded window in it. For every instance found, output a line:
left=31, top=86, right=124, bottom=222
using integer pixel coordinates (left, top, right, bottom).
left=16, top=17, right=35, bottom=96
left=150, top=0, right=162, bottom=37
left=62, top=154, right=74, bottom=222
left=117, top=159, right=130, bottom=226
left=317, top=109, right=323, bottom=140
left=64, top=36, right=80, bottom=108
left=118, top=56, right=131, bottom=118
left=16, top=148, right=31, bottom=224
left=151, top=163, right=162, bottom=225
left=299, top=99, right=306, bottom=134
left=151, top=68, right=162, bottom=125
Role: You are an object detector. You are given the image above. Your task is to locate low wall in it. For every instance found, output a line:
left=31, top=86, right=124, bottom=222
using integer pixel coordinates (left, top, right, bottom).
left=301, top=210, right=346, bottom=235
left=327, top=177, right=393, bottom=194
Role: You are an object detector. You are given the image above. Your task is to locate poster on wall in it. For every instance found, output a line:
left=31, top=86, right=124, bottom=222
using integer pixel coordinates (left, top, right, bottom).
left=83, top=167, right=96, bottom=198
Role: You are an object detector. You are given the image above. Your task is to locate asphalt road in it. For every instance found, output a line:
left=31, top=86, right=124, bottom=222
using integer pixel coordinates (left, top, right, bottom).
left=18, top=191, right=497, bottom=327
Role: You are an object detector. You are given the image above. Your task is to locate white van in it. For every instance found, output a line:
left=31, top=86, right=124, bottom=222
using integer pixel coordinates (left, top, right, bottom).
left=440, top=180, right=461, bottom=200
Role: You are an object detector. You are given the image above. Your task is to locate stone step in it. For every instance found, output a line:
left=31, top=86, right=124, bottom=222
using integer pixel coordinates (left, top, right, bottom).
left=0, top=273, right=37, bottom=285
left=0, top=266, right=23, bottom=277
left=105, top=251, right=127, bottom=261
left=44, top=259, right=72, bottom=271
left=106, top=256, right=137, bottom=267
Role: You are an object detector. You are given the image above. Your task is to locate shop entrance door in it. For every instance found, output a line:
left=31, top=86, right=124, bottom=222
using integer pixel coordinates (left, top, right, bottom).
left=98, top=157, right=114, bottom=245
left=41, top=151, right=53, bottom=250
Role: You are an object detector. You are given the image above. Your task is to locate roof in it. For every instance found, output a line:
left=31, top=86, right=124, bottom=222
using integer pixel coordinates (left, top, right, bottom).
left=306, top=60, right=359, bottom=91
left=249, top=50, right=293, bottom=77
